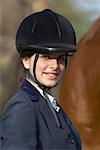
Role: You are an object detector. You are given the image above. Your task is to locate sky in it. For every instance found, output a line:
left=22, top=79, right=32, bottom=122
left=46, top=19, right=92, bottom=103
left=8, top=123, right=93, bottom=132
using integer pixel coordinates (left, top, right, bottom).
left=70, top=0, right=100, bottom=20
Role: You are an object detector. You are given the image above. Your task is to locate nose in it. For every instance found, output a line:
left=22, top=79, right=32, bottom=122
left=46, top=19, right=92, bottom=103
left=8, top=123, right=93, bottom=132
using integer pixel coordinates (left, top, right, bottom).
left=49, top=59, right=58, bottom=70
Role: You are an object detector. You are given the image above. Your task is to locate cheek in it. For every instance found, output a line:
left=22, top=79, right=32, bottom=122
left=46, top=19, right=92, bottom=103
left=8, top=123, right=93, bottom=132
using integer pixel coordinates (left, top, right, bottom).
left=35, top=60, right=46, bottom=76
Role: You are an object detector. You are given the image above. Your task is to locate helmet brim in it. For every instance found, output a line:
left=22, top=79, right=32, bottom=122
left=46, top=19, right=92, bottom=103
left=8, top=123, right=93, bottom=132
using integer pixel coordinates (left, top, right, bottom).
left=17, top=43, right=77, bottom=56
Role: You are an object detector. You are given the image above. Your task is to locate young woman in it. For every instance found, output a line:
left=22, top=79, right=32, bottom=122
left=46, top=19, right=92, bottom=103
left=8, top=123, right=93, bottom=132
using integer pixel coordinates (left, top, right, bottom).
left=1, top=9, right=81, bottom=149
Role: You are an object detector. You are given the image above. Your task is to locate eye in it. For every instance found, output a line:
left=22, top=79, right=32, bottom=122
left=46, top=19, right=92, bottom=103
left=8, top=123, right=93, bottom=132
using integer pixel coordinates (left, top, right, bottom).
left=58, top=55, right=66, bottom=64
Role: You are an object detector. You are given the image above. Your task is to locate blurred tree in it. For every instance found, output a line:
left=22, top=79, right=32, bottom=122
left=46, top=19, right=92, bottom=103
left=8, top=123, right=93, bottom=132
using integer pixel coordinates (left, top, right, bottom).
left=31, top=0, right=49, bottom=12
left=0, top=0, right=32, bottom=110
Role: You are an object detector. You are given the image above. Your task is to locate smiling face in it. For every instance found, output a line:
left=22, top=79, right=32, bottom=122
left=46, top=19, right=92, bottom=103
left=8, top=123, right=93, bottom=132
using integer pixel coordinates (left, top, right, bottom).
left=22, top=51, right=66, bottom=88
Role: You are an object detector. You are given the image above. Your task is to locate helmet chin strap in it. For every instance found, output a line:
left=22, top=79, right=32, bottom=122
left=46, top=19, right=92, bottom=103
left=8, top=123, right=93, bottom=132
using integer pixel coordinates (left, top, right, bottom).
left=26, top=53, right=51, bottom=91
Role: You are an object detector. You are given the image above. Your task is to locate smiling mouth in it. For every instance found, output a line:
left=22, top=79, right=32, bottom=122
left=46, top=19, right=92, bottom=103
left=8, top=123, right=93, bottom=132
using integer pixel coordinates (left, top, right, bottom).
left=44, top=72, right=59, bottom=79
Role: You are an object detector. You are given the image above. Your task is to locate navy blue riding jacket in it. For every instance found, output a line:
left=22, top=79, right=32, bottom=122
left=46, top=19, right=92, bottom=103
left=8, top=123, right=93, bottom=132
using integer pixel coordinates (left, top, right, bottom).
left=1, top=79, right=81, bottom=150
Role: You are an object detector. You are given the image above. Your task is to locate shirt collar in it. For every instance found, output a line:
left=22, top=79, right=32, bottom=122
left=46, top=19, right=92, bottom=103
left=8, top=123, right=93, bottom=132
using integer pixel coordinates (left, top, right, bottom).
left=26, top=78, right=60, bottom=112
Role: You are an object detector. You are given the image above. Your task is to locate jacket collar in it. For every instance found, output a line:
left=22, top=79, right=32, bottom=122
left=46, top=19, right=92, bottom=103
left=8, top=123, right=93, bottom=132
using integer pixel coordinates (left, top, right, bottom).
left=19, top=79, right=41, bottom=102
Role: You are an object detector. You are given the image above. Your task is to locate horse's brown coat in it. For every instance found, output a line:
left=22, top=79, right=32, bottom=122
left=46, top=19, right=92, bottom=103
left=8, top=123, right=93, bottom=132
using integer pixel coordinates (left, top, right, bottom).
left=59, top=18, right=100, bottom=150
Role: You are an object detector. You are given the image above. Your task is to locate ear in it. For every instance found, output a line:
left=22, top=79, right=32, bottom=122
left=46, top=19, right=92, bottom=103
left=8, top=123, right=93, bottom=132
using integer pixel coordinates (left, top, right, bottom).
left=22, top=57, right=30, bottom=69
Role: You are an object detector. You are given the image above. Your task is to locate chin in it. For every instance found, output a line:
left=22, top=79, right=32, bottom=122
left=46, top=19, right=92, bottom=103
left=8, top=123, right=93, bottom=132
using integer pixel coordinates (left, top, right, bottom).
left=44, top=81, right=58, bottom=88
left=39, top=78, right=59, bottom=88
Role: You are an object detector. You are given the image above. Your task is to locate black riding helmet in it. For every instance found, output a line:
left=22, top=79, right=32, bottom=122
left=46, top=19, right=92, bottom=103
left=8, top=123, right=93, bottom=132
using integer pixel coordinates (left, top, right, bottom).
left=16, top=9, right=77, bottom=88
left=16, top=9, right=76, bottom=54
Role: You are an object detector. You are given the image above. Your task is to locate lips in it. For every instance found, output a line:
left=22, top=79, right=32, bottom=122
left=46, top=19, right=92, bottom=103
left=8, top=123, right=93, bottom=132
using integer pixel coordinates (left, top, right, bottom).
left=44, top=72, right=59, bottom=80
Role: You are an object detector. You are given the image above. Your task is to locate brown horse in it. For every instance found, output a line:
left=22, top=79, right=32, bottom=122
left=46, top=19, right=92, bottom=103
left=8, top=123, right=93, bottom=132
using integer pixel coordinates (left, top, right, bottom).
left=59, top=18, right=100, bottom=150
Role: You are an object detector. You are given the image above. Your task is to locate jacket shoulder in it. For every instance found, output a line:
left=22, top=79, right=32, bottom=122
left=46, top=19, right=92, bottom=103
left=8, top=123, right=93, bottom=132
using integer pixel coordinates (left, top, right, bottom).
left=1, top=89, right=39, bottom=149
left=2, top=88, right=38, bottom=116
